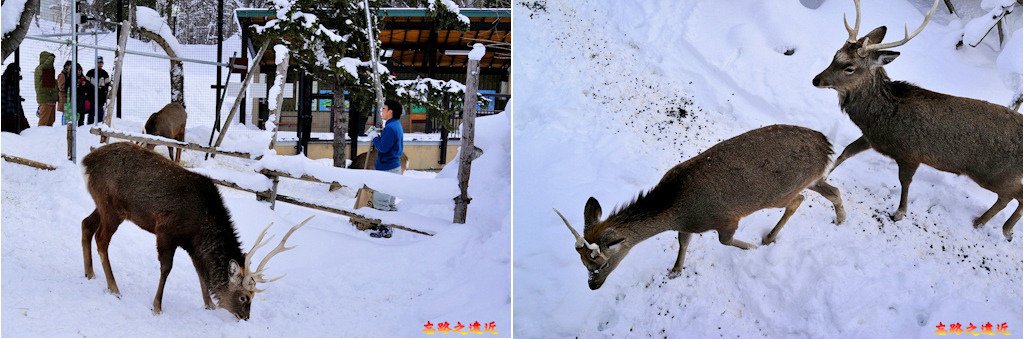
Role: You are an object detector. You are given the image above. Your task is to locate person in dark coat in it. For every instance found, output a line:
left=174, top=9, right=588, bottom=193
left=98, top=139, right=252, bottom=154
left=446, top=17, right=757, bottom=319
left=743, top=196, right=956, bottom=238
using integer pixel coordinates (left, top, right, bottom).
left=1, top=63, right=31, bottom=134
left=86, top=56, right=110, bottom=124
left=62, top=63, right=95, bottom=126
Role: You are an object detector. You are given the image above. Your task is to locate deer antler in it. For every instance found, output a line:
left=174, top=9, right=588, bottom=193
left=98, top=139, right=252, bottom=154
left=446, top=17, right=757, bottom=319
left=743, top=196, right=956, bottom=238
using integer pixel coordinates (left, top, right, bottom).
left=244, top=216, right=314, bottom=293
left=844, top=0, right=862, bottom=43
left=860, top=0, right=940, bottom=54
left=553, top=208, right=603, bottom=259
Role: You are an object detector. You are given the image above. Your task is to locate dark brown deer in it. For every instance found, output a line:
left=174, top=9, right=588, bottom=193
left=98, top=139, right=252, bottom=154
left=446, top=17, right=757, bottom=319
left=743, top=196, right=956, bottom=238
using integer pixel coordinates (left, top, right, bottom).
left=813, top=0, right=1023, bottom=240
left=143, top=102, right=187, bottom=163
left=555, top=125, right=846, bottom=290
left=81, top=142, right=311, bottom=320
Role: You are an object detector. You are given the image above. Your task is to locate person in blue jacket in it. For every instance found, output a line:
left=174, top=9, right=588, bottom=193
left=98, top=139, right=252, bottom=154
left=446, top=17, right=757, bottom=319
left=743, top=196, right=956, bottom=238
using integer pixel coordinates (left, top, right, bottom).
left=366, top=99, right=404, bottom=238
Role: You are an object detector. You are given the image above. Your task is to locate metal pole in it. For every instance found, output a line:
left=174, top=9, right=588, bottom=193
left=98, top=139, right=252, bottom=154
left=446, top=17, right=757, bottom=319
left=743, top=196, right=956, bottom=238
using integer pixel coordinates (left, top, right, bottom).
left=93, top=25, right=98, bottom=125
left=216, top=0, right=223, bottom=127
left=69, top=0, right=78, bottom=162
left=116, top=0, right=123, bottom=118
left=362, top=0, right=384, bottom=129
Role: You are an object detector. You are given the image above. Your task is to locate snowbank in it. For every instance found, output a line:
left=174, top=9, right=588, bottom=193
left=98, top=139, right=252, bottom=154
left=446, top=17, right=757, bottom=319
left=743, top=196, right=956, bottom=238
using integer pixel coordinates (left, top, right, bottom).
left=0, top=0, right=27, bottom=36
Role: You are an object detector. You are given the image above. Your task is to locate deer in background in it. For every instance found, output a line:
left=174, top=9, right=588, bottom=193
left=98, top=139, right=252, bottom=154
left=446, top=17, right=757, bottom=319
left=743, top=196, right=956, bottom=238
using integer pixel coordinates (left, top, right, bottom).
left=81, top=142, right=312, bottom=320
left=556, top=125, right=846, bottom=290
left=813, top=0, right=1023, bottom=240
left=143, top=102, right=187, bottom=163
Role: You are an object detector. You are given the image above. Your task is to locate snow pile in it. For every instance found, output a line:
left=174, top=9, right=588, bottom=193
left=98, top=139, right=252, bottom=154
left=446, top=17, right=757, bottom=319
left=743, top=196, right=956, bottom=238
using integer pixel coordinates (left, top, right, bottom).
left=468, top=43, right=486, bottom=61
left=135, top=6, right=183, bottom=57
left=997, top=28, right=1023, bottom=99
left=0, top=0, right=27, bottom=35
left=268, top=44, right=290, bottom=112
left=514, top=0, right=1021, bottom=337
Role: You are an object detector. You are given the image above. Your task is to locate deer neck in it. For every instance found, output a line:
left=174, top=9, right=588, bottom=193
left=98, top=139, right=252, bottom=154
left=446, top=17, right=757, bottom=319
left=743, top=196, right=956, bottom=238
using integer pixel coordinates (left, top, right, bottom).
left=598, top=189, right=681, bottom=246
left=840, top=71, right=898, bottom=130
left=190, top=221, right=245, bottom=295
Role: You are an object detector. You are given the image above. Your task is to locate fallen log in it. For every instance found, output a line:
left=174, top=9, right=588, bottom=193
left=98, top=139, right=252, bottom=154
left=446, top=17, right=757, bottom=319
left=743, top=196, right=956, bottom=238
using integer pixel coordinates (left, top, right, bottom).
left=1, top=154, right=57, bottom=170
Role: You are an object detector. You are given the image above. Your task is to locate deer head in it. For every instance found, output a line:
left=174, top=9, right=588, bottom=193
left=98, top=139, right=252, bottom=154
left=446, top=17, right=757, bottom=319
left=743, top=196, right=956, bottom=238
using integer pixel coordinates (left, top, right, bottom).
left=813, top=0, right=940, bottom=92
left=218, top=216, right=313, bottom=320
left=555, top=197, right=631, bottom=290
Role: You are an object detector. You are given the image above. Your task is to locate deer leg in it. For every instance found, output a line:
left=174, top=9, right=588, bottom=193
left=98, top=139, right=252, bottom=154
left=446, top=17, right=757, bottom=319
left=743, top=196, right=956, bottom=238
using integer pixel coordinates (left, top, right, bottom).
left=152, top=237, right=175, bottom=315
left=1002, top=197, right=1022, bottom=241
left=831, top=136, right=870, bottom=173
left=763, top=195, right=805, bottom=245
left=974, top=195, right=1011, bottom=228
left=189, top=255, right=215, bottom=310
left=810, top=180, right=846, bottom=224
left=81, top=210, right=101, bottom=279
left=717, top=222, right=757, bottom=250
left=174, top=148, right=182, bottom=164
left=94, top=219, right=122, bottom=297
left=667, top=232, right=692, bottom=279
left=166, top=146, right=175, bottom=162
left=892, top=161, right=919, bottom=221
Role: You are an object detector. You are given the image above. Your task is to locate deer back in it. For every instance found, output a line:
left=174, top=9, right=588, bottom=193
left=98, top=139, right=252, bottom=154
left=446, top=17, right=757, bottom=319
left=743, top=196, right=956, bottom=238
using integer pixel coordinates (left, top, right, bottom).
left=144, top=102, right=187, bottom=140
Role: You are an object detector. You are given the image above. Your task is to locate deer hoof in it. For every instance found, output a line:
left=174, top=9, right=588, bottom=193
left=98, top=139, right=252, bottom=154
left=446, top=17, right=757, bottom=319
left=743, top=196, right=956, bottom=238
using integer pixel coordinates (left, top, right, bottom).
left=1004, top=230, right=1013, bottom=242
left=84, top=271, right=95, bottom=279
left=205, top=303, right=216, bottom=310
left=667, top=269, right=683, bottom=279
left=152, top=306, right=162, bottom=315
left=835, top=210, right=846, bottom=225
left=890, top=210, right=905, bottom=221
left=973, top=217, right=987, bottom=229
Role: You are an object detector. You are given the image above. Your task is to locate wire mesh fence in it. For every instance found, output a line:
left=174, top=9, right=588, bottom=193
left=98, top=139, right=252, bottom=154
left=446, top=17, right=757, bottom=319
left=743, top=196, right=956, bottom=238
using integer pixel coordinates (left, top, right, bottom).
left=2, top=0, right=271, bottom=146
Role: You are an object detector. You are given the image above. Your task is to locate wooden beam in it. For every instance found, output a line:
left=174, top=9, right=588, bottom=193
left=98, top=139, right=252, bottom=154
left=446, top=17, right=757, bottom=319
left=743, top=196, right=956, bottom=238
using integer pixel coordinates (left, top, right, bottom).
left=209, top=178, right=433, bottom=236
left=90, top=127, right=256, bottom=159
left=453, top=54, right=481, bottom=224
left=259, top=169, right=347, bottom=189
left=1, top=154, right=57, bottom=170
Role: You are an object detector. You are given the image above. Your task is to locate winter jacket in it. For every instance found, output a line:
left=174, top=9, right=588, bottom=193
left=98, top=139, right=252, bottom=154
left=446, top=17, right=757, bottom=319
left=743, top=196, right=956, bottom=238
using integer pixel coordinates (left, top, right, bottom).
left=34, top=51, right=58, bottom=104
left=86, top=68, right=110, bottom=103
left=372, top=118, right=404, bottom=171
left=62, top=74, right=94, bottom=120
left=56, top=70, right=68, bottom=111
left=2, top=64, right=30, bottom=134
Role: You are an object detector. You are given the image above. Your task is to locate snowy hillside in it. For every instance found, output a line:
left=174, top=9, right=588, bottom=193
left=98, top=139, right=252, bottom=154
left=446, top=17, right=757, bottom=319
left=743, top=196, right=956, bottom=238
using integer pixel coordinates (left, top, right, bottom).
left=513, top=1, right=1022, bottom=338
left=1, top=25, right=511, bottom=337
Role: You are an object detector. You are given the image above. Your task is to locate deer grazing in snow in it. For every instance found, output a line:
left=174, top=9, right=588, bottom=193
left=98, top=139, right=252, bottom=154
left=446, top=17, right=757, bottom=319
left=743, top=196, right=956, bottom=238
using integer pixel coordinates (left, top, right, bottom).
left=143, top=102, right=187, bottom=163
left=81, top=142, right=312, bottom=320
left=813, top=0, right=1023, bottom=240
left=556, top=125, right=846, bottom=290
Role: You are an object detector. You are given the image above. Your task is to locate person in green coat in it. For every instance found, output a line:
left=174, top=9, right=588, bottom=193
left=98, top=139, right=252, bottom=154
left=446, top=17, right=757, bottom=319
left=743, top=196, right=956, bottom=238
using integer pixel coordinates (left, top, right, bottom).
left=34, top=51, right=58, bottom=126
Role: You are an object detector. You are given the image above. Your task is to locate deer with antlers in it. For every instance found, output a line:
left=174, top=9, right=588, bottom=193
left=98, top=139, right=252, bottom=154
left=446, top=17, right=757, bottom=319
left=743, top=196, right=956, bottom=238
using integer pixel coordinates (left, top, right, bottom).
left=555, top=125, right=846, bottom=290
left=81, top=142, right=312, bottom=320
left=813, top=0, right=1023, bottom=239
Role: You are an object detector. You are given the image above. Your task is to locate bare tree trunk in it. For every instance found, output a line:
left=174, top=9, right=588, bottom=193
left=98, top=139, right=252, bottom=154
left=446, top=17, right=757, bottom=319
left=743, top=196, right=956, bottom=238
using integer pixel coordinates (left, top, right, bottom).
left=136, top=30, right=184, bottom=105
left=332, top=76, right=348, bottom=168
left=1, top=0, right=40, bottom=61
left=453, top=58, right=481, bottom=224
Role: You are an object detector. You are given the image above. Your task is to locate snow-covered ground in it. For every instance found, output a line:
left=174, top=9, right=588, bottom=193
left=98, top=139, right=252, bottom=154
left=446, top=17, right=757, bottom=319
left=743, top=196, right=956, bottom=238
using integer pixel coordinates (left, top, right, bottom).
left=1, top=21, right=510, bottom=337
left=513, top=1, right=1022, bottom=338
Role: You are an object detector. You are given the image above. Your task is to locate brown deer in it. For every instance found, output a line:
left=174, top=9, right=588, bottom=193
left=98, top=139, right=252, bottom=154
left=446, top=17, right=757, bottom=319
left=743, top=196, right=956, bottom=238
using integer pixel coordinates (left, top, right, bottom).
left=143, top=102, right=187, bottom=163
left=81, top=142, right=312, bottom=320
left=813, top=0, right=1023, bottom=240
left=555, top=125, right=846, bottom=290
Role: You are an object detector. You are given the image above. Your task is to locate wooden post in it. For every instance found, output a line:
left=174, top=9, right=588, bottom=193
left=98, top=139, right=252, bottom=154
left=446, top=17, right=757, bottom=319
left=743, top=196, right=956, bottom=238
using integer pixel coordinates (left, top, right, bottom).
left=211, top=41, right=269, bottom=155
left=453, top=47, right=483, bottom=224
left=100, top=21, right=131, bottom=143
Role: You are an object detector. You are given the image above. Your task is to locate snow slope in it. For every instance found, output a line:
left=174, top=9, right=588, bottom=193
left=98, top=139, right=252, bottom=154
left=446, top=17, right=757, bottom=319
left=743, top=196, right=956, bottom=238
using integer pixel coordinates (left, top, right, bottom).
left=513, top=1, right=1022, bottom=337
left=1, top=24, right=511, bottom=335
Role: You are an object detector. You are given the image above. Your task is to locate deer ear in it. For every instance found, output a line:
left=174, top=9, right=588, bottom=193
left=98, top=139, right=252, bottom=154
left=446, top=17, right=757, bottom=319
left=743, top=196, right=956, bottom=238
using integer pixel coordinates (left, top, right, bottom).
left=859, top=26, right=887, bottom=46
left=229, top=260, right=241, bottom=275
left=872, top=50, right=900, bottom=66
left=584, top=197, right=602, bottom=228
